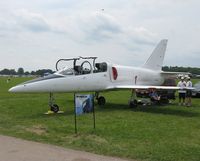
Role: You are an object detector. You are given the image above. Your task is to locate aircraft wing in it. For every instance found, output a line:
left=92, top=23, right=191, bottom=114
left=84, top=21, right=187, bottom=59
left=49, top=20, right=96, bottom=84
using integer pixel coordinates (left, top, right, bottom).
left=107, top=85, right=194, bottom=90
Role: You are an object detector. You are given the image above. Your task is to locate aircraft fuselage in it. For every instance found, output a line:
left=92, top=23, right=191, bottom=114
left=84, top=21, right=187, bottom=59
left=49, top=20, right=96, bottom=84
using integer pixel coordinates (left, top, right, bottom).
left=9, top=64, right=164, bottom=93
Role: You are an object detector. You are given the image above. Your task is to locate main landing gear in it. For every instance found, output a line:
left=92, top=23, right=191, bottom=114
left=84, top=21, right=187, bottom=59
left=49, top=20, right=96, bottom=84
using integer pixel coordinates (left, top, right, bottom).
left=49, top=93, right=60, bottom=113
left=95, top=92, right=106, bottom=106
left=129, top=89, right=138, bottom=108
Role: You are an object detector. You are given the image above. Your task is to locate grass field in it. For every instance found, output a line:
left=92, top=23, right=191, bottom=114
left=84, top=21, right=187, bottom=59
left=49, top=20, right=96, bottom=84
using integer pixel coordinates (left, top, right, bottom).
left=0, top=77, right=200, bottom=161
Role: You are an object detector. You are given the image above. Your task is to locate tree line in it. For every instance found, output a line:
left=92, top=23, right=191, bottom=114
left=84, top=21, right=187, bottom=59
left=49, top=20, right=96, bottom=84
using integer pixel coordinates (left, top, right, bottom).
left=0, top=68, right=54, bottom=76
left=162, top=66, right=200, bottom=76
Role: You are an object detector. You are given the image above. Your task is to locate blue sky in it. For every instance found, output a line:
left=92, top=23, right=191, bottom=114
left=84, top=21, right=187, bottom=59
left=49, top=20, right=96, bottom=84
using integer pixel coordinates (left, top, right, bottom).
left=0, top=0, right=199, bottom=71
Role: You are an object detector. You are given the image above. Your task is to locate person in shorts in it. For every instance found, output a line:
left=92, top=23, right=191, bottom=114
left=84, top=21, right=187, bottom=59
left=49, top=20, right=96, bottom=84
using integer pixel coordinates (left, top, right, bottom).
left=177, top=77, right=186, bottom=106
left=186, top=77, right=193, bottom=106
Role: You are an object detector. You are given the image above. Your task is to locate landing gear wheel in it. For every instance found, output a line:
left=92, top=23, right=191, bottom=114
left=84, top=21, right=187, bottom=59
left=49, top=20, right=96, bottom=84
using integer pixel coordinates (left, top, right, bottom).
left=50, top=104, right=59, bottom=113
left=97, top=96, right=106, bottom=106
left=129, top=99, right=138, bottom=108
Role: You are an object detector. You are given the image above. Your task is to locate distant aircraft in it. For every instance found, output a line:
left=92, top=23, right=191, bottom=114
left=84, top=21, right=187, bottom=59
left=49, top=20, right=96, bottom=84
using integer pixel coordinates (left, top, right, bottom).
left=9, top=39, right=192, bottom=112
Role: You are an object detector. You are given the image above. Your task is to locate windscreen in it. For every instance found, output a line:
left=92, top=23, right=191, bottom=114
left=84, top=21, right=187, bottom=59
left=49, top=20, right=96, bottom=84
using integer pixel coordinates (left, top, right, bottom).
left=58, top=68, right=74, bottom=75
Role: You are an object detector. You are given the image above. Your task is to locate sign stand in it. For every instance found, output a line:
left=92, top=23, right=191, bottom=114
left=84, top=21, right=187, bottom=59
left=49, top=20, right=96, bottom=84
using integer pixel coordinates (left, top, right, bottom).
left=74, top=93, right=95, bottom=134
left=74, top=93, right=77, bottom=134
left=93, top=96, right=96, bottom=130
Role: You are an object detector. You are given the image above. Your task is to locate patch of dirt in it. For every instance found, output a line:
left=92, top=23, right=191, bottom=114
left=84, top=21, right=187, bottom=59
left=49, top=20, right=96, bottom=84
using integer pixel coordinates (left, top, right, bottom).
left=86, top=134, right=108, bottom=144
left=63, top=134, right=108, bottom=145
left=25, top=125, right=47, bottom=135
left=73, top=158, right=91, bottom=161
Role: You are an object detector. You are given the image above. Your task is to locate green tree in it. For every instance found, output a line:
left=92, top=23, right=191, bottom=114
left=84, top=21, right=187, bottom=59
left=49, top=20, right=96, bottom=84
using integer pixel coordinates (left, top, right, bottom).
left=24, top=71, right=30, bottom=75
left=17, top=68, right=24, bottom=75
left=0, top=69, right=10, bottom=75
left=10, top=69, right=17, bottom=75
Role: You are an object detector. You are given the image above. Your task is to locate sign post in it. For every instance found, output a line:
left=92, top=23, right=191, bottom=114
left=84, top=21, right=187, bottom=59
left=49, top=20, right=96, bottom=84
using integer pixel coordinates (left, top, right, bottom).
left=74, top=93, right=77, bottom=134
left=74, top=93, right=95, bottom=134
left=93, top=96, right=95, bottom=129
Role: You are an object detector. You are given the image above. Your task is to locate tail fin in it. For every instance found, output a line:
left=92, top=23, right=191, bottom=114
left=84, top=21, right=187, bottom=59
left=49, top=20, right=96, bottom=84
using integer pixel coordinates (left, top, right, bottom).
left=142, top=39, right=168, bottom=71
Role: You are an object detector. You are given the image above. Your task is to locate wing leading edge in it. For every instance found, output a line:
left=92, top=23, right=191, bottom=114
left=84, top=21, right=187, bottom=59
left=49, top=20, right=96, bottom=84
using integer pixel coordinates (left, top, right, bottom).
left=106, top=85, right=194, bottom=90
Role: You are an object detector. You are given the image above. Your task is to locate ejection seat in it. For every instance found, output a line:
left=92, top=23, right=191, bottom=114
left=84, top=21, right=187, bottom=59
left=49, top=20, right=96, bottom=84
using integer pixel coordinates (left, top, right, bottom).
left=94, top=62, right=107, bottom=73
left=74, top=66, right=82, bottom=75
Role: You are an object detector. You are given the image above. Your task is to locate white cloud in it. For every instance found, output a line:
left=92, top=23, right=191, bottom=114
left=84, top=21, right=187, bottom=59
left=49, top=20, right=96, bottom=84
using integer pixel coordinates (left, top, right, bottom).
left=14, top=9, right=51, bottom=32
left=80, top=12, right=122, bottom=41
left=52, top=11, right=157, bottom=48
left=0, top=0, right=200, bottom=70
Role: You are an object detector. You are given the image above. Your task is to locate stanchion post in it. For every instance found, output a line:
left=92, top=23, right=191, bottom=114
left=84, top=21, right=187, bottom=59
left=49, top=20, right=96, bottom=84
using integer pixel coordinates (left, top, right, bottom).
left=92, top=95, right=96, bottom=129
left=92, top=94, right=96, bottom=129
left=74, top=93, right=77, bottom=134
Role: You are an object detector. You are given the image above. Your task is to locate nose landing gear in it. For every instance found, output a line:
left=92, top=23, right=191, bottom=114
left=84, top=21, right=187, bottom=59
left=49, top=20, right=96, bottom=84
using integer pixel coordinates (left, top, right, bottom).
left=49, top=93, right=60, bottom=113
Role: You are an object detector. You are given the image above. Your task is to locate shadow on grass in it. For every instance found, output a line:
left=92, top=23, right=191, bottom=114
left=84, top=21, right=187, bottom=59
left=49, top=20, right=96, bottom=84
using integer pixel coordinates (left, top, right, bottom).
left=26, top=101, right=199, bottom=120
left=97, top=102, right=200, bottom=118
left=94, top=102, right=130, bottom=113
left=133, top=106, right=199, bottom=118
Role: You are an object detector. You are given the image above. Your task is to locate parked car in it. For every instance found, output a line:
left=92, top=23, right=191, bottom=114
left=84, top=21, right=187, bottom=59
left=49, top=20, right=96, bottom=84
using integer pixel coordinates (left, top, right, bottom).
left=192, top=82, right=200, bottom=98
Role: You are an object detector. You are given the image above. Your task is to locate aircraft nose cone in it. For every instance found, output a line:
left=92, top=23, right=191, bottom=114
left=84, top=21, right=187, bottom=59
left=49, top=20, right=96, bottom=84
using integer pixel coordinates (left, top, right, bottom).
left=8, top=85, right=26, bottom=93
left=8, top=87, right=14, bottom=92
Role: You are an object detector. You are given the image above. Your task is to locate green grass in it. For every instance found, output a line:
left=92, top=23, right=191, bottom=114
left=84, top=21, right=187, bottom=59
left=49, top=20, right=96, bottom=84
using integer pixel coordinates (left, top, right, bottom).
left=0, top=77, right=200, bottom=161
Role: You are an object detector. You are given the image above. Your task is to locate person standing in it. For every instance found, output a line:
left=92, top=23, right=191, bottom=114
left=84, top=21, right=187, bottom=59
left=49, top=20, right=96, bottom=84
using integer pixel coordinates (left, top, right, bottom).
left=186, top=77, right=193, bottom=107
left=177, top=77, right=186, bottom=106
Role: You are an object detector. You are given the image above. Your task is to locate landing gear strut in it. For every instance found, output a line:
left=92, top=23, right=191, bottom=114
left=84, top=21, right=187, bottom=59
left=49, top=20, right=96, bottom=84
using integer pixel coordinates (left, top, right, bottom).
left=95, top=92, right=106, bottom=106
left=49, top=93, right=60, bottom=113
left=129, top=89, right=138, bottom=108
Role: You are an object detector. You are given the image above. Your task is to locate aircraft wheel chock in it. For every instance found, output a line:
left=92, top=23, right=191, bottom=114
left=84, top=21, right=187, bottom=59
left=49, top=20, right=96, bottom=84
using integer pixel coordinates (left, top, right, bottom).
left=50, top=104, right=59, bottom=113
left=98, top=96, right=106, bottom=106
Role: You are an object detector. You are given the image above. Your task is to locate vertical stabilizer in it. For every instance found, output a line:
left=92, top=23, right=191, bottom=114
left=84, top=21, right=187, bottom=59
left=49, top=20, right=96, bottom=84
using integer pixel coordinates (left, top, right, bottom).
left=142, top=39, right=168, bottom=71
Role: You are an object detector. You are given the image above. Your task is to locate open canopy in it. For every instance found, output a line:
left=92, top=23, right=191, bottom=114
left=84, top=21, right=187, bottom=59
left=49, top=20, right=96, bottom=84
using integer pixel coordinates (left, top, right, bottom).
left=56, top=56, right=108, bottom=76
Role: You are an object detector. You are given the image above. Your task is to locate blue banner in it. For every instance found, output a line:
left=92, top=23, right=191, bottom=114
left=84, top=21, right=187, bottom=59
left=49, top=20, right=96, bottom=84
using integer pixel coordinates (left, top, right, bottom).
left=75, top=94, right=94, bottom=115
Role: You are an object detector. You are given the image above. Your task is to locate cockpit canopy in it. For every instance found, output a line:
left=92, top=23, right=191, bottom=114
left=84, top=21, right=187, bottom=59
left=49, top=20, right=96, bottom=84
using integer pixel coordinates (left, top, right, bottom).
left=58, top=68, right=74, bottom=75
left=56, top=57, right=108, bottom=76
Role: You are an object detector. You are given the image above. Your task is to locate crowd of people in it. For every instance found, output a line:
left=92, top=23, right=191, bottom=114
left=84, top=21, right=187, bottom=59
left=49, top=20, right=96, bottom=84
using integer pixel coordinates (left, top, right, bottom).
left=177, top=76, right=193, bottom=107
left=147, top=76, right=193, bottom=107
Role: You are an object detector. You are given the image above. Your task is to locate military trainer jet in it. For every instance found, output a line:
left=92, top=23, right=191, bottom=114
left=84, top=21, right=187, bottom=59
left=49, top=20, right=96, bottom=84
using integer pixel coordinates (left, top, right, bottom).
left=9, top=39, right=191, bottom=112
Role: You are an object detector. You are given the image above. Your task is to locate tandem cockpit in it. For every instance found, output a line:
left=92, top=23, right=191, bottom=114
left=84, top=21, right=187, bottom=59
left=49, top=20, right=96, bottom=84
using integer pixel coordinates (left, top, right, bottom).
left=56, top=56, right=108, bottom=76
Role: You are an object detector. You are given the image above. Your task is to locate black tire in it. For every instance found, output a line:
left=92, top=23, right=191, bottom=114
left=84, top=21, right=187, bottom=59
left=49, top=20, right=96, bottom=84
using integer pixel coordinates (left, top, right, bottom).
left=50, top=104, right=59, bottom=113
left=129, top=99, right=138, bottom=108
left=97, top=96, right=106, bottom=106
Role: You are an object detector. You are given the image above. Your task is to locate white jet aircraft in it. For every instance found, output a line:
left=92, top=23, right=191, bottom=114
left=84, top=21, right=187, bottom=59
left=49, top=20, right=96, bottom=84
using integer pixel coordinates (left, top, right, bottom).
left=9, top=39, right=191, bottom=112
